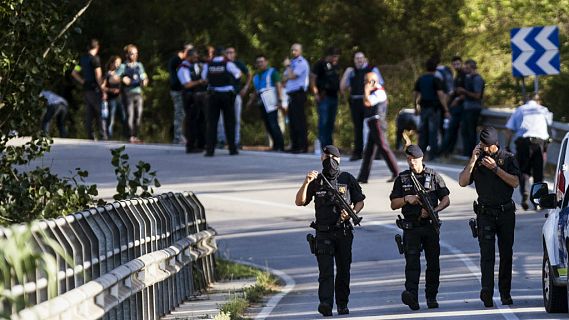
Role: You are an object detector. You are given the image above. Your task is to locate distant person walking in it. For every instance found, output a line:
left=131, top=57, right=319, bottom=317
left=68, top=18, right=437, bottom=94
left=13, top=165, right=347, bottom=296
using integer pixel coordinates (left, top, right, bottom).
left=71, top=39, right=107, bottom=140
left=413, top=58, right=449, bottom=160
left=311, top=47, right=341, bottom=148
left=458, top=59, right=485, bottom=157
left=116, top=44, right=149, bottom=143
left=341, top=52, right=385, bottom=161
left=506, top=94, right=552, bottom=210
left=283, top=43, right=310, bottom=153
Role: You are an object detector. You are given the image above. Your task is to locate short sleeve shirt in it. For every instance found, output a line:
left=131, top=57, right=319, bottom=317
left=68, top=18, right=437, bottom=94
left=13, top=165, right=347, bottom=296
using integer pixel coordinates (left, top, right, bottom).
left=390, top=168, right=450, bottom=219
left=311, top=59, right=340, bottom=97
left=463, top=73, right=485, bottom=110
left=75, top=54, right=101, bottom=90
left=470, top=149, right=520, bottom=206
left=304, top=171, right=365, bottom=226
left=414, top=74, right=444, bottom=108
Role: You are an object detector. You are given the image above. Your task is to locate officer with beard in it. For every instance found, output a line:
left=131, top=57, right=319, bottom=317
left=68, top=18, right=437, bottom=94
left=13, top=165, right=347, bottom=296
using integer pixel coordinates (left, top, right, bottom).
left=296, top=145, right=365, bottom=317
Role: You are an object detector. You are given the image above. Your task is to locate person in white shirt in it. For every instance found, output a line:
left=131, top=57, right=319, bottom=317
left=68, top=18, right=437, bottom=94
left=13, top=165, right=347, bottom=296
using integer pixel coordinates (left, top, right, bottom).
left=505, top=94, right=553, bottom=209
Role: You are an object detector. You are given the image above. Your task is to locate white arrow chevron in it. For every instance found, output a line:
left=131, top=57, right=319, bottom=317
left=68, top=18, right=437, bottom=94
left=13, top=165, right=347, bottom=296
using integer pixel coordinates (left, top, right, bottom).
left=513, top=51, right=534, bottom=76
left=536, top=50, right=560, bottom=74
left=535, top=26, right=557, bottom=50
left=511, top=28, right=533, bottom=51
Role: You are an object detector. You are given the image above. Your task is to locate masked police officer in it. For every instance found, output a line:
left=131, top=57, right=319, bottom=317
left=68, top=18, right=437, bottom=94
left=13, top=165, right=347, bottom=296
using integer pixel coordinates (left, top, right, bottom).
left=505, top=94, right=552, bottom=210
left=458, top=127, right=520, bottom=307
left=390, top=144, right=450, bottom=310
left=295, top=145, right=365, bottom=317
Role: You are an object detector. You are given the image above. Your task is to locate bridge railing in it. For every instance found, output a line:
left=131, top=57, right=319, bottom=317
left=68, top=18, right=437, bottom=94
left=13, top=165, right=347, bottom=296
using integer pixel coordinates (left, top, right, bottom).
left=1, top=191, right=217, bottom=320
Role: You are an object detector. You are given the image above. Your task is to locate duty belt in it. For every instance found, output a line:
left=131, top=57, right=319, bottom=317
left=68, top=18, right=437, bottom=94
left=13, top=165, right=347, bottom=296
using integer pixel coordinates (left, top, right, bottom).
left=478, top=201, right=515, bottom=214
left=310, top=221, right=352, bottom=232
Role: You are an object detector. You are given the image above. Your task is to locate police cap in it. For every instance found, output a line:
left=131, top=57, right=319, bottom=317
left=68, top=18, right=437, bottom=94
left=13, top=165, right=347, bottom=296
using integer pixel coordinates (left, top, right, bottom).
left=323, top=145, right=340, bottom=158
left=480, top=127, right=498, bottom=145
left=405, top=144, right=424, bottom=158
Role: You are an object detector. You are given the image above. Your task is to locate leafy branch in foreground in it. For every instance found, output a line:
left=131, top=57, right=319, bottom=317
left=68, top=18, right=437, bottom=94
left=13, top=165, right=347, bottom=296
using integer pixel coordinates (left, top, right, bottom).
left=111, top=146, right=161, bottom=200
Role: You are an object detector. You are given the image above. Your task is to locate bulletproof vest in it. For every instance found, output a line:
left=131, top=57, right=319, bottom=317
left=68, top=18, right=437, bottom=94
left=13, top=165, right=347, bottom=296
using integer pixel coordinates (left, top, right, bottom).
left=207, top=60, right=233, bottom=87
left=399, top=168, right=438, bottom=219
left=124, top=63, right=143, bottom=88
left=350, top=65, right=374, bottom=96
left=189, top=62, right=207, bottom=92
left=314, top=172, right=352, bottom=225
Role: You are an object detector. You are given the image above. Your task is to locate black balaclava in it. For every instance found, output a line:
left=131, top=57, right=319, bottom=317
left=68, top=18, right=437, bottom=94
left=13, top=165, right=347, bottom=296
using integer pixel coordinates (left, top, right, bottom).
left=322, top=157, right=340, bottom=180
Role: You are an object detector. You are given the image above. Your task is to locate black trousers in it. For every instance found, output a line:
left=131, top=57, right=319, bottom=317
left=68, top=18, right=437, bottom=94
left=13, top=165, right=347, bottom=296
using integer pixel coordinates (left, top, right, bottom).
left=349, top=98, right=365, bottom=156
left=515, top=137, right=545, bottom=197
left=315, top=230, right=353, bottom=308
left=288, top=90, right=308, bottom=151
left=184, top=91, right=208, bottom=151
left=207, top=91, right=236, bottom=154
left=358, top=118, right=399, bottom=182
left=403, top=224, right=440, bottom=299
left=477, top=209, right=515, bottom=297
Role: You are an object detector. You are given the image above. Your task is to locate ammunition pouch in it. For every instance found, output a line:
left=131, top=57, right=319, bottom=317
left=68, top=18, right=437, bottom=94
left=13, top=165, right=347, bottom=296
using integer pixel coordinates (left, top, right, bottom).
left=307, top=234, right=316, bottom=254
left=395, top=218, right=414, bottom=230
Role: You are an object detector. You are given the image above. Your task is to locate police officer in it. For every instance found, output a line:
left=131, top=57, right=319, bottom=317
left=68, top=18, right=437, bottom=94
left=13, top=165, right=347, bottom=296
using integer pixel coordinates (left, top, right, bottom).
left=505, top=94, right=552, bottom=210
left=390, top=144, right=450, bottom=310
left=295, top=145, right=365, bottom=316
left=201, top=46, right=242, bottom=156
left=458, top=127, right=520, bottom=307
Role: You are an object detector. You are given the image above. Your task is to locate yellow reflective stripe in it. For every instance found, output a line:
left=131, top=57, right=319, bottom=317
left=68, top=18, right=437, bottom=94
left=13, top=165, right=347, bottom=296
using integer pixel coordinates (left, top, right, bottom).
left=558, top=268, right=567, bottom=276
left=73, top=65, right=81, bottom=72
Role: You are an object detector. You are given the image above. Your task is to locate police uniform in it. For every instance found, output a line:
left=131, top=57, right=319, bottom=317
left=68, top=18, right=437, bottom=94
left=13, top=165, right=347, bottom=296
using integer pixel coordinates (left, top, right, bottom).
left=177, top=58, right=207, bottom=152
left=201, top=55, right=242, bottom=156
left=469, top=127, right=520, bottom=306
left=357, top=86, right=399, bottom=183
left=390, top=148, right=449, bottom=309
left=285, top=55, right=310, bottom=153
left=506, top=99, right=552, bottom=208
left=304, top=147, right=365, bottom=315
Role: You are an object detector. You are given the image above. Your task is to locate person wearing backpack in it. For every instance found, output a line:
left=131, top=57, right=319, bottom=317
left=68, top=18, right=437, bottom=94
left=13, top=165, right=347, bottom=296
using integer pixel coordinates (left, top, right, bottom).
left=117, top=44, right=149, bottom=143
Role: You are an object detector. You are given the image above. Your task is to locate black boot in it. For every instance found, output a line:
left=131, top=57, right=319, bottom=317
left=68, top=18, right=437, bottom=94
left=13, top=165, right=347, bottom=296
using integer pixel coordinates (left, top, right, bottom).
left=318, top=302, right=332, bottom=317
left=402, top=290, right=420, bottom=310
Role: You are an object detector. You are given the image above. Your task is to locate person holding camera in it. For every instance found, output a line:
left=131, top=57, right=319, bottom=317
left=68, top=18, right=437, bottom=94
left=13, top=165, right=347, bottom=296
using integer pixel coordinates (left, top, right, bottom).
left=295, top=145, right=365, bottom=317
left=390, top=144, right=450, bottom=310
left=356, top=72, right=399, bottom=183
left=458, top=127, right=520, bottom=307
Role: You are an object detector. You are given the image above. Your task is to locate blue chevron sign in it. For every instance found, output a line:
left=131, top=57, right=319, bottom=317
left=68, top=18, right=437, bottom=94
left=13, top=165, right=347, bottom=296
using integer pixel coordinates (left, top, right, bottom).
left=511, top=26, right=560, bottom=77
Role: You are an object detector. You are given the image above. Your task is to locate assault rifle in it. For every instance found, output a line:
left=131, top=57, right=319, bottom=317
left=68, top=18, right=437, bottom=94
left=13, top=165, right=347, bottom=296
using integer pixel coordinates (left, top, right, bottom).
left=409, top=172, right=440, bottom=234
left=320, top=173, right=363, bottom=226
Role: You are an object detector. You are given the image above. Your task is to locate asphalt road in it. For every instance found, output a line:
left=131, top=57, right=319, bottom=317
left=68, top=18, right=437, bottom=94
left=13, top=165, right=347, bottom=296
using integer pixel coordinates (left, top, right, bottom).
left=40, top=139, right=566, bottom=320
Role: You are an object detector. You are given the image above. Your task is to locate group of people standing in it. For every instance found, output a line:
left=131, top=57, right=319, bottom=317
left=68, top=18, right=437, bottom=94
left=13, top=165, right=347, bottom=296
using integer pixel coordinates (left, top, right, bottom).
left=71, top=39, right=148, bottom=143
left=413, top=55, right=486, bottom=160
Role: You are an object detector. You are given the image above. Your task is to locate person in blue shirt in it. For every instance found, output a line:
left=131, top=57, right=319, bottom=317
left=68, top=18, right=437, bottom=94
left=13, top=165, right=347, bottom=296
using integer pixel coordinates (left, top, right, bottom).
left=283, top=43, right=310, bottom=153
left=249, top=54, right=285, bottom=151
left=457, top=59, right=485, bottom=157
left=201, top=46, right=242, bottom=156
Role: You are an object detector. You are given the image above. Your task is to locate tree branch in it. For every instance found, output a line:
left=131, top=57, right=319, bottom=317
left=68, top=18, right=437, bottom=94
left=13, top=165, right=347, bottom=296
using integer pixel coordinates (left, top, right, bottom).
left=42, top=0, right=95, bottom=59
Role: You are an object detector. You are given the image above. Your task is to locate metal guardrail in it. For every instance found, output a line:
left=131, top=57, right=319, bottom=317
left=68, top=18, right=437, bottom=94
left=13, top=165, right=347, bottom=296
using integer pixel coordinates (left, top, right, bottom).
left=1, top=192, right=217, bottom=320
left=479, top=107, right=569, bottom=165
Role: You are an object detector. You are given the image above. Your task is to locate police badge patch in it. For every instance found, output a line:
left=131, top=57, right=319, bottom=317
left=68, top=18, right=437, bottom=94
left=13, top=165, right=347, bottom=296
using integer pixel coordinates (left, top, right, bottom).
left=338, top=185, right=347, bottom=194
left=498, top=159, right=504, bottom=166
